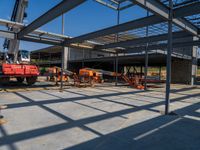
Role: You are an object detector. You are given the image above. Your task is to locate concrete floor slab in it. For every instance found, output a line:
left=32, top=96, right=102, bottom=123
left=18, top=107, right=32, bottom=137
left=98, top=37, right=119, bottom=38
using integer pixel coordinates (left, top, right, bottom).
left=0, top=84, right=199, bottom=150
left=41, top=90, right=84, bottom=99
left=77, top=98, right=132, bottom=113
left=46, top=101, right=105, bottom=120
left=2, top=106, right=66, bottom=135
left=86, top=116, right=127, bottom=135
left=104, top=96, right=152, bottom=107
left=14, top=127, right=99, bottom=150
left=16, top=91, right=58, bottom=101
left=152, top=101, right=193, bottom=112
left=0, top=93, right=28, bottom=105
left=121, top=110, right=161, bottom=128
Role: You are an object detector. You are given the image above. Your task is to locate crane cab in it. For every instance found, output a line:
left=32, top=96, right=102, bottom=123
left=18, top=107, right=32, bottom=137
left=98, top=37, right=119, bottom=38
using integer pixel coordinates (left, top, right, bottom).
left=17, top=50, right=30, bottom=63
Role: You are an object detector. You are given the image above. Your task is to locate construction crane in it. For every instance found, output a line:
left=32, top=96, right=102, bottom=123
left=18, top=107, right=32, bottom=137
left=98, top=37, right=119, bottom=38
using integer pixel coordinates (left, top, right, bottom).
left=0, top=0, right=39, bottom=85
left=4, top=0, right=28, bottom=62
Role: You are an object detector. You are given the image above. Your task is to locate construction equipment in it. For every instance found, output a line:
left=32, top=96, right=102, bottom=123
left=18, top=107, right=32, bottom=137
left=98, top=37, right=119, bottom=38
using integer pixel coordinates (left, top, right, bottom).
left=46, top=67, right=103, bottom=87
left=80, top=68, right=144, bottom=89
left=46, top=67, right=144, bottom=89
left=47, top=67, right=69, bottom=82
left=46, top=66, right=82, bottom=87
left=0, top=0, right=39, bottom=85
left=79, top=68, right=104, bottom=84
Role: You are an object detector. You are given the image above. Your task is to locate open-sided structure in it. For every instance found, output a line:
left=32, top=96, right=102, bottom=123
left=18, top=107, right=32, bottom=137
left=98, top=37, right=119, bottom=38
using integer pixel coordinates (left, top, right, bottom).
left=0, top=0, right=200, bottom=114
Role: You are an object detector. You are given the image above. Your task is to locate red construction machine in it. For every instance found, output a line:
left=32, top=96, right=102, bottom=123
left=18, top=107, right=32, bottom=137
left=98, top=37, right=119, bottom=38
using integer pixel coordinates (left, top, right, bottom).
left=0, top=0, right=39, bottom=85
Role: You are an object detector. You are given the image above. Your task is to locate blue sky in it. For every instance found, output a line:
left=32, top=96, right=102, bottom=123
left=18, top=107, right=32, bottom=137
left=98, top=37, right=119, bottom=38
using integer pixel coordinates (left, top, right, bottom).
left=0, top=0, right=147, bottom=51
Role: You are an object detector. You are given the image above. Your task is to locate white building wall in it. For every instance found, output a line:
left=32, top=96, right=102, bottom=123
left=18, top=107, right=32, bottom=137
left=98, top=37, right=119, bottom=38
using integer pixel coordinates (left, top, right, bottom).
left=69, top=48, right=113, bottom=61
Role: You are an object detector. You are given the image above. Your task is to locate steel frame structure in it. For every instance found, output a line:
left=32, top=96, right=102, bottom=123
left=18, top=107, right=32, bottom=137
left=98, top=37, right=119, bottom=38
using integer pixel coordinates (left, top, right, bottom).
left=0, top=0, right=200, bottom=114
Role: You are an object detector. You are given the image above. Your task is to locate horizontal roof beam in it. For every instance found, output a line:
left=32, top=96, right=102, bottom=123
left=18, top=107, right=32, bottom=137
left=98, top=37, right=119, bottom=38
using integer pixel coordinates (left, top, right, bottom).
left=132, top=0, right=199, bottom=36
left=22, top=35, right=62, bottom=46
left=95, top=0, right=118, bottom=10
left=0, top=30, right=15, bottom=39
left=64, top=1, right=199, bottom=45
left=22, top=35, right=116, bottom=54
left=18, top=0, right=86, bottom=38
left=119, top=3, right=135, bottom=10
left=95, top=31, right=192, bottom=49
left=173, top=2, right=200, bottom=18
left=120, top=40, right=200, bottom=53
left=0, top=19, right=71, bottom=40
left=64, top=15, right=164, bottom=44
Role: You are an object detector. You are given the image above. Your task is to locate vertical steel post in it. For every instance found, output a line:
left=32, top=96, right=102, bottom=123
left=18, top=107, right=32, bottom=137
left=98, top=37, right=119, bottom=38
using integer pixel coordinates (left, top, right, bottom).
left=115, top=3, right=120, bottom=86
left=191, top=37, right=198, bottom=86
left=159, top=66, right=162, bottom=80
left=38, top=52, right=40, bottom=68
left=113, top=58, right=115, bottom=82
left=115, top=53, right=118, bottom=86
left=165, top=0, right=173, bottom=115
left=49, top=53, right=51, bottom=67
left=82, top=49, right=85, bottom=68
left=60, top=14, right=65, bottom=92
left=144, top=11, right=149, bottom=91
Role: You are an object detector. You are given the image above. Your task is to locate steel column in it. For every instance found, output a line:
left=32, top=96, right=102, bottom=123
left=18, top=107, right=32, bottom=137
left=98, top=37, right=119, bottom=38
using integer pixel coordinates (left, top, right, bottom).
left=144, top=11, right=149, bottom=91
left=191, top=37, right=198, bottom=86
left=82, top=49, right=85, bottom=68
left=159, top=66, right=162, bottom=81
left=165, top=0, right=173, bottom=115
left=115, top=54, right=119, bottom=86
left=60, top=14, right=65, bottom=92
left=115, top=3, right=120, bottom=86
left=113, top=58, right=116, bottom=82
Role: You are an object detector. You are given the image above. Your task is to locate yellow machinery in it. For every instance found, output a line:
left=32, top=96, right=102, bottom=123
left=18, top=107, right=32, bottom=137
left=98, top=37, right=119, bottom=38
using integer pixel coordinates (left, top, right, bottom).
left=79, top=68, right=144, bottom=89
left=47, top=67, right=68, bottom=82
left=79, top=68, right=104, bottom=84
left=46, top=67, right=144, bottom=89
left=46, top=67, right=82, bottom=87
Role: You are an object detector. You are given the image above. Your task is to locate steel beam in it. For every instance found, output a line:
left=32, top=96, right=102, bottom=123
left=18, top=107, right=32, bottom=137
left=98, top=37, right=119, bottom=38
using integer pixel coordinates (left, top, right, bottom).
left=132, top=0, right=199, bottom=36
left=21, top=35, right=116, bottom=54
left=174, top=2, right=200, bottom=18
left=95, top=0, right=118, bottom=10
left=119, top=3, right=135, bottom=10
left=18, top=0, right=86, bottom=38
left=0, top=30, right=15, bottom=39
left=21, top=35, right=62, bottom=46
left=95, top=31, right=191, bottom=49
left=64, top=15, right=163, bottom=44
left=63, top=2, right=199, bottom=45
left=121, top=40, right=200, bottom=53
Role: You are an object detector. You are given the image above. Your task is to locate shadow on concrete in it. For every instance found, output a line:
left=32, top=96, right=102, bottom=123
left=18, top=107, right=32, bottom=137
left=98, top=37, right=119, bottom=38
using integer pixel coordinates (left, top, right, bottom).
left=0, top=87, right=199, bottom=150
left=0, top=81, right=57, bottom=91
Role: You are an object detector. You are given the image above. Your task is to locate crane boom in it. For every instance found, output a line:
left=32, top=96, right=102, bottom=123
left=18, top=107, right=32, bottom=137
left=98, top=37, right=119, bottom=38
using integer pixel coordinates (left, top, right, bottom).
left=3, top=0, right=28, bottom=63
